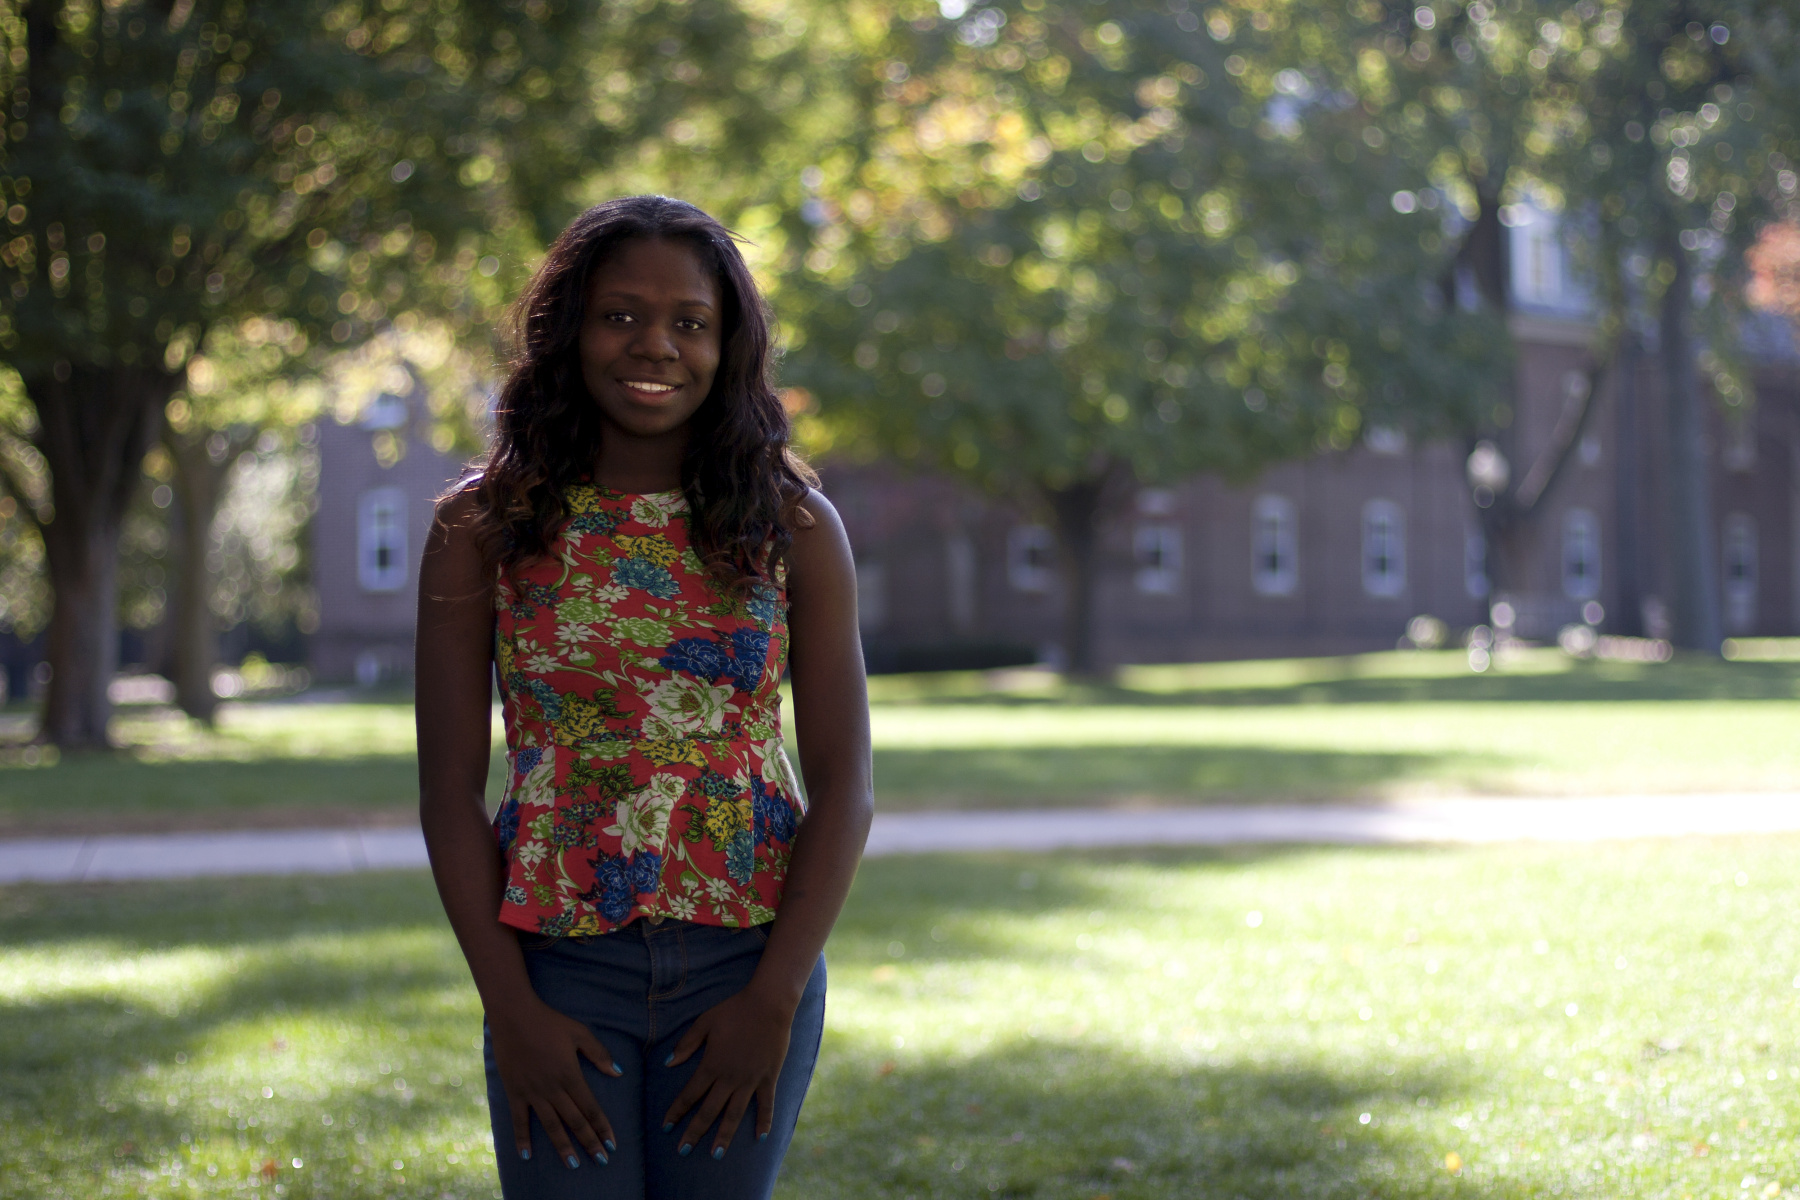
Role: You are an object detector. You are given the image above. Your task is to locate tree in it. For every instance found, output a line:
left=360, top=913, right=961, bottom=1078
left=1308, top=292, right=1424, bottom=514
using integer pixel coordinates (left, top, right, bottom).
left=1327, top=0, right=1800, bottom=647
left=777, top=0, right=1507, bottom=674
left=0, top=0, right=812, bottom=745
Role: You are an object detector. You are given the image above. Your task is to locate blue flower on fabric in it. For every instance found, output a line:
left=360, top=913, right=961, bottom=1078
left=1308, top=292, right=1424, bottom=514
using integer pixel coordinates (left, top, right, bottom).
left=584, top=853, right=636, bottom=922
left=522, top=678, right=562, bottom=721
left=752, top=776, right=795, bottom=847
left=612, top=557, right=680, bottom=599
left=493, top=797, right=521, bottom=853
left=582, top=850, right=664, bottom=923
left=746, top=584, right=779, bottom=630
left=504, top=885, right=528, bottom=906
left=515, top=746, right=543, bottom=775
left=629, top=850, right=662, bottom=894
left=725, top=829, right=755, bottom=885
left=729, top=627, right=771, bottom=691
left=661, top=636, right=734, bottom=682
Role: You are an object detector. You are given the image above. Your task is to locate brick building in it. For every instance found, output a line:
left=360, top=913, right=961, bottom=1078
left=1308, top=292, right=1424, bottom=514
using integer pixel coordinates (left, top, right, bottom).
left=832, top=209, right=1800, bottom=669
left=310, top=389, right=465, bottom=685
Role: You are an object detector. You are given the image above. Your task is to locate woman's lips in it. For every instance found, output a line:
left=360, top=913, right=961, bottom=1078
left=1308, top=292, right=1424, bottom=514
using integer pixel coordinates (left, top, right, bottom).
left=620, top=379, right=681, bottom=398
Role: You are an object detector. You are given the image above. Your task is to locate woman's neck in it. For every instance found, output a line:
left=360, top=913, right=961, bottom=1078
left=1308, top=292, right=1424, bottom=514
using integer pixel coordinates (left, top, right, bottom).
left=592, top=421, right=688, bottom=493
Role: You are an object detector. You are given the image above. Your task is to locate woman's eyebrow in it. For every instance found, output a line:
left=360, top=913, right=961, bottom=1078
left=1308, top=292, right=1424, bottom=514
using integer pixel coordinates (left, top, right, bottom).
left=590, top=288, right=715, bottom=310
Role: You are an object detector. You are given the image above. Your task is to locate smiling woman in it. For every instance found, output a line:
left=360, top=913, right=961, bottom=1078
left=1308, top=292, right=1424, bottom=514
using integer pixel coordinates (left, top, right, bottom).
left=413, top=196, right=873, bottom=1200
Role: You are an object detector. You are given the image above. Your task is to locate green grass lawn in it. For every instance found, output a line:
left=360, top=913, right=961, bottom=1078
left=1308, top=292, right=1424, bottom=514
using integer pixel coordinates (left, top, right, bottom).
left=4, top=837, right=1798, bottom=1198
left=3, top=651, right=1798, bottom=832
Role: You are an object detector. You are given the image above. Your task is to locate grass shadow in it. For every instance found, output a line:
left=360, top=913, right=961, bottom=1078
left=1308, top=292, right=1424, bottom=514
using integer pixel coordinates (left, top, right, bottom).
left=872, top=744, right=1500, bottom=808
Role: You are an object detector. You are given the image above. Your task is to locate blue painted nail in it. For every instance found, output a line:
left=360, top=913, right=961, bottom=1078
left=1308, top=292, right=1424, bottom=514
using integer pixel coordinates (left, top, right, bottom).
left=711, top=1146, right=725, bottom=1161
left=678, top=1143, right=693, bottom=1158
left=566, top=1154, right=580, bottom=1169
left=663, top=1052, right=674, bottom=1066
left=610, top=1063, right=624, bottom=1076
left=758, top=1131, right=768, bottom=1142
left=519, top=1148, right=531, bottom=1161
left=604, top=1139, right=616, bottom=1153
left=662, top=1122, right=674, bottom=1133
left=593, top=1151, right=608, bottom=1166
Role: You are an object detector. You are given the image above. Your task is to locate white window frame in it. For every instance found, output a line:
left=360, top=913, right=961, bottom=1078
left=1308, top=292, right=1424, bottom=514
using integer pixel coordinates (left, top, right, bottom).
left=1006, top=524, right=1056, bottom=593
left=357, top=487, right=408, bottom=592
left=1723, top=512, right=1758, bottom=633
left=1251, top=494, right=1298, bottom=597
left=1133, top=524, right=1182, bottom=595
left=1561, top=508, right=1601, bottom=601
left=1361, top=499, right=1406, bottom=598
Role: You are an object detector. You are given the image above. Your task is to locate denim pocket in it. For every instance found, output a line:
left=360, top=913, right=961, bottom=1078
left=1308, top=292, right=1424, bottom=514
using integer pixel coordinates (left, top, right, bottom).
left=747, top=921, right=773, bottom=945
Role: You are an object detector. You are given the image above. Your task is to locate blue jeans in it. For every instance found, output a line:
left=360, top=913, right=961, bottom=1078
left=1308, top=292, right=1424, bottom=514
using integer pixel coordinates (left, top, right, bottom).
left=483, top=918, right=827, bottom=1199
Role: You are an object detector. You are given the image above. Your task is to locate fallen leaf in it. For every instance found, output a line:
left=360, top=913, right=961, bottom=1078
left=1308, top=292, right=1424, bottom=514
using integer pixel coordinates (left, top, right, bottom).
left=871, top=965, right=897, bottom=982
left=877, top=1061, right=896, bottom=1077
left=261, top=1159, right=279, bottom=1179
left=1692, top=1142, right=1711, bottom=1157
left=1444, top=1152, right=1463, bottom=1171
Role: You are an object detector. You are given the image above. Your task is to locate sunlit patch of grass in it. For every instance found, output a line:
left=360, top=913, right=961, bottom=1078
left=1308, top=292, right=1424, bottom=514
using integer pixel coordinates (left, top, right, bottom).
left=5, top=839, right=1800, bottom=1197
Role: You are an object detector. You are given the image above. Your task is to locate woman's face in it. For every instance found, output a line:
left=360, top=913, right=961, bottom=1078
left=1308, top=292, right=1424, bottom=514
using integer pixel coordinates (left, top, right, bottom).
left=578, top=237, right=723, bottom=441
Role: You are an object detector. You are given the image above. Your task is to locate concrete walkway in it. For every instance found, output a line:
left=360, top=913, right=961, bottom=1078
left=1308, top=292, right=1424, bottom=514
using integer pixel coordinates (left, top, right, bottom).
left=2, top=792, right=1798, bottom=885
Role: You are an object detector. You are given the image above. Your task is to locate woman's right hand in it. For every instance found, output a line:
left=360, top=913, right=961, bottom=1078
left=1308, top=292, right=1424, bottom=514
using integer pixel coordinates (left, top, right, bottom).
left=489, top=1000, right=622, bottom=1168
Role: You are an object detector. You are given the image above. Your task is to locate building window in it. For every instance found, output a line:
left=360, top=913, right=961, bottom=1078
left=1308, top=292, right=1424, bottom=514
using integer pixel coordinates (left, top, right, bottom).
left=1361, top=500, right=1406, bottom=598
left=855, top=560, right=887, bottom=632
left=1006, top=525, right=1055, bottom=593
left=1511, top=207, right=1565, bottom=305
left=357, top=487, right=408, bottom=592
left=1251, top=495, right=1298, bottom=597
left=1465, top=527, right=1490, bottom=599
left=1723, top=513, right=1758, bottom=632
left=1561, top=508, right=1601, bottom=600
left=1133, top=524, right=1182, bottom=595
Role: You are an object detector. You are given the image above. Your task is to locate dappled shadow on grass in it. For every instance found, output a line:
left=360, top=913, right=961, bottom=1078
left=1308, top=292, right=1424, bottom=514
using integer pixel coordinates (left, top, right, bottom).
left=874, top=744, right=1498, bottom=808
left=787, top=1040, right=1530, bottom=1200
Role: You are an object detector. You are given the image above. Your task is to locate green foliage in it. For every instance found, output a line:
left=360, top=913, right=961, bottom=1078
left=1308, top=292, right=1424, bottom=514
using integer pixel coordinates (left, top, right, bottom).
left=776, top=1, right=1509, bottom=500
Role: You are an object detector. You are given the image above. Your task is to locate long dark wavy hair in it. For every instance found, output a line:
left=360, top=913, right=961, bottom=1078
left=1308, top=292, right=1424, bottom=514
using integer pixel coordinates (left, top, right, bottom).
left=471, top=195, right=815, bottom=591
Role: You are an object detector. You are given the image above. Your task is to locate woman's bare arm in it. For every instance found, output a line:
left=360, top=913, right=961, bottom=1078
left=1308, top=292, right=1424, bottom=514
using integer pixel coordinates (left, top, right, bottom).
left=660, top=488, right=874, bottom=1154
left=416, top=491, right=619, bottom=1169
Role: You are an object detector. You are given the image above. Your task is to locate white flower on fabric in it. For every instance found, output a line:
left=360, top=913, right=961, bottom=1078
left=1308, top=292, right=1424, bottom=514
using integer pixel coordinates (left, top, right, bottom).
left=664, top=893, right=698, bottom=919
left=515, top=841, right=547, bottom=870
left=642, top=675, right=733, bottom=736
left=522, top=652, right=558, bottom=675
left=630, top=495, right=679, bottom=527
left=517, top=759, right=556, bottom=809
left=606, top=772, right=684, bottom=856
left=595, top=583, right=629, bottom=604
left=704, top=875, right=739, bottom=903
left=555, top=622, right=597, bottom=645
left=758, top=740, right=802, bottom=802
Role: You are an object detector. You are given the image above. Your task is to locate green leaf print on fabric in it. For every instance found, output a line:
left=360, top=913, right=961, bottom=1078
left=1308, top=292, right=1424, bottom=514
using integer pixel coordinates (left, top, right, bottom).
left=612, top=616, right=676, bottom=647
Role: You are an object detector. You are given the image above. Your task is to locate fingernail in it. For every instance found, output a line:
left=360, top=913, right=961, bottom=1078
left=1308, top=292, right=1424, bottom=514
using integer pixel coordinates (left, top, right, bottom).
left=678, top=1143, right=693, bottom=1157
left=604, top=1138, right=616, bottom=1152
left=610, top=1063, right=624, bottom=1076
left=662, top=1122, right=674, bottom=1133
left=663, top=1052, right=674, bottom=1066
left=519, top=1148, right=531, bottom=1161
left=711, top=1146, right=725, bottom=1160
left=593, top=1151, right=609, bottom=1166
left=758, top=1131, right=769, bottom=1142
left=566, top=1154, right=580, bottom=1169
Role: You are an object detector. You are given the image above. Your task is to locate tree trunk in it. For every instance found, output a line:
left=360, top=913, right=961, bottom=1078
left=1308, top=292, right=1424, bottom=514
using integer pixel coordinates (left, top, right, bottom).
left=28, top=364, right=174, bottom=748
left=164, top=428, right=232, bottom=723
left=1658, top=233, right=1722, bottom=653
left=1042, top=476, right=1110, bottom=680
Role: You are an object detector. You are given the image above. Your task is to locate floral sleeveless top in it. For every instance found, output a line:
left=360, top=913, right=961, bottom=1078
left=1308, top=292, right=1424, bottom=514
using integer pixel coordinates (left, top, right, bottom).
left=490, top=484, right=803, bottom=936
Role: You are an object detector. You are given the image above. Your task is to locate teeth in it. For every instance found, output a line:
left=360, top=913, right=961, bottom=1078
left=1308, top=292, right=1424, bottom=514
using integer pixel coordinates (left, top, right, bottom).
left=625, top=381, right=675, bottom=393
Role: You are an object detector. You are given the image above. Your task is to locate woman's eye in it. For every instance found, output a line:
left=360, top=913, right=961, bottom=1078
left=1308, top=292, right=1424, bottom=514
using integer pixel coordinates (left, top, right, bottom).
left=605, top=311, right=634, bottom=323
left=677, top=319, right=706, bottom=331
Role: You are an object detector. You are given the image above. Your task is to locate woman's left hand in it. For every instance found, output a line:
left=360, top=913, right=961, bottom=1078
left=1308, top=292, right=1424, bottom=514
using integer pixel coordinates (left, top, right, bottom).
left=661, top=985, right=796, bottom=1158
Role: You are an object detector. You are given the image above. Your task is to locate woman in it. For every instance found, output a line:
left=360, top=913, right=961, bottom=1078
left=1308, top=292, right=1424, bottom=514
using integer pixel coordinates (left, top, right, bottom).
left=415, top=194, right=872, bottom=1199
